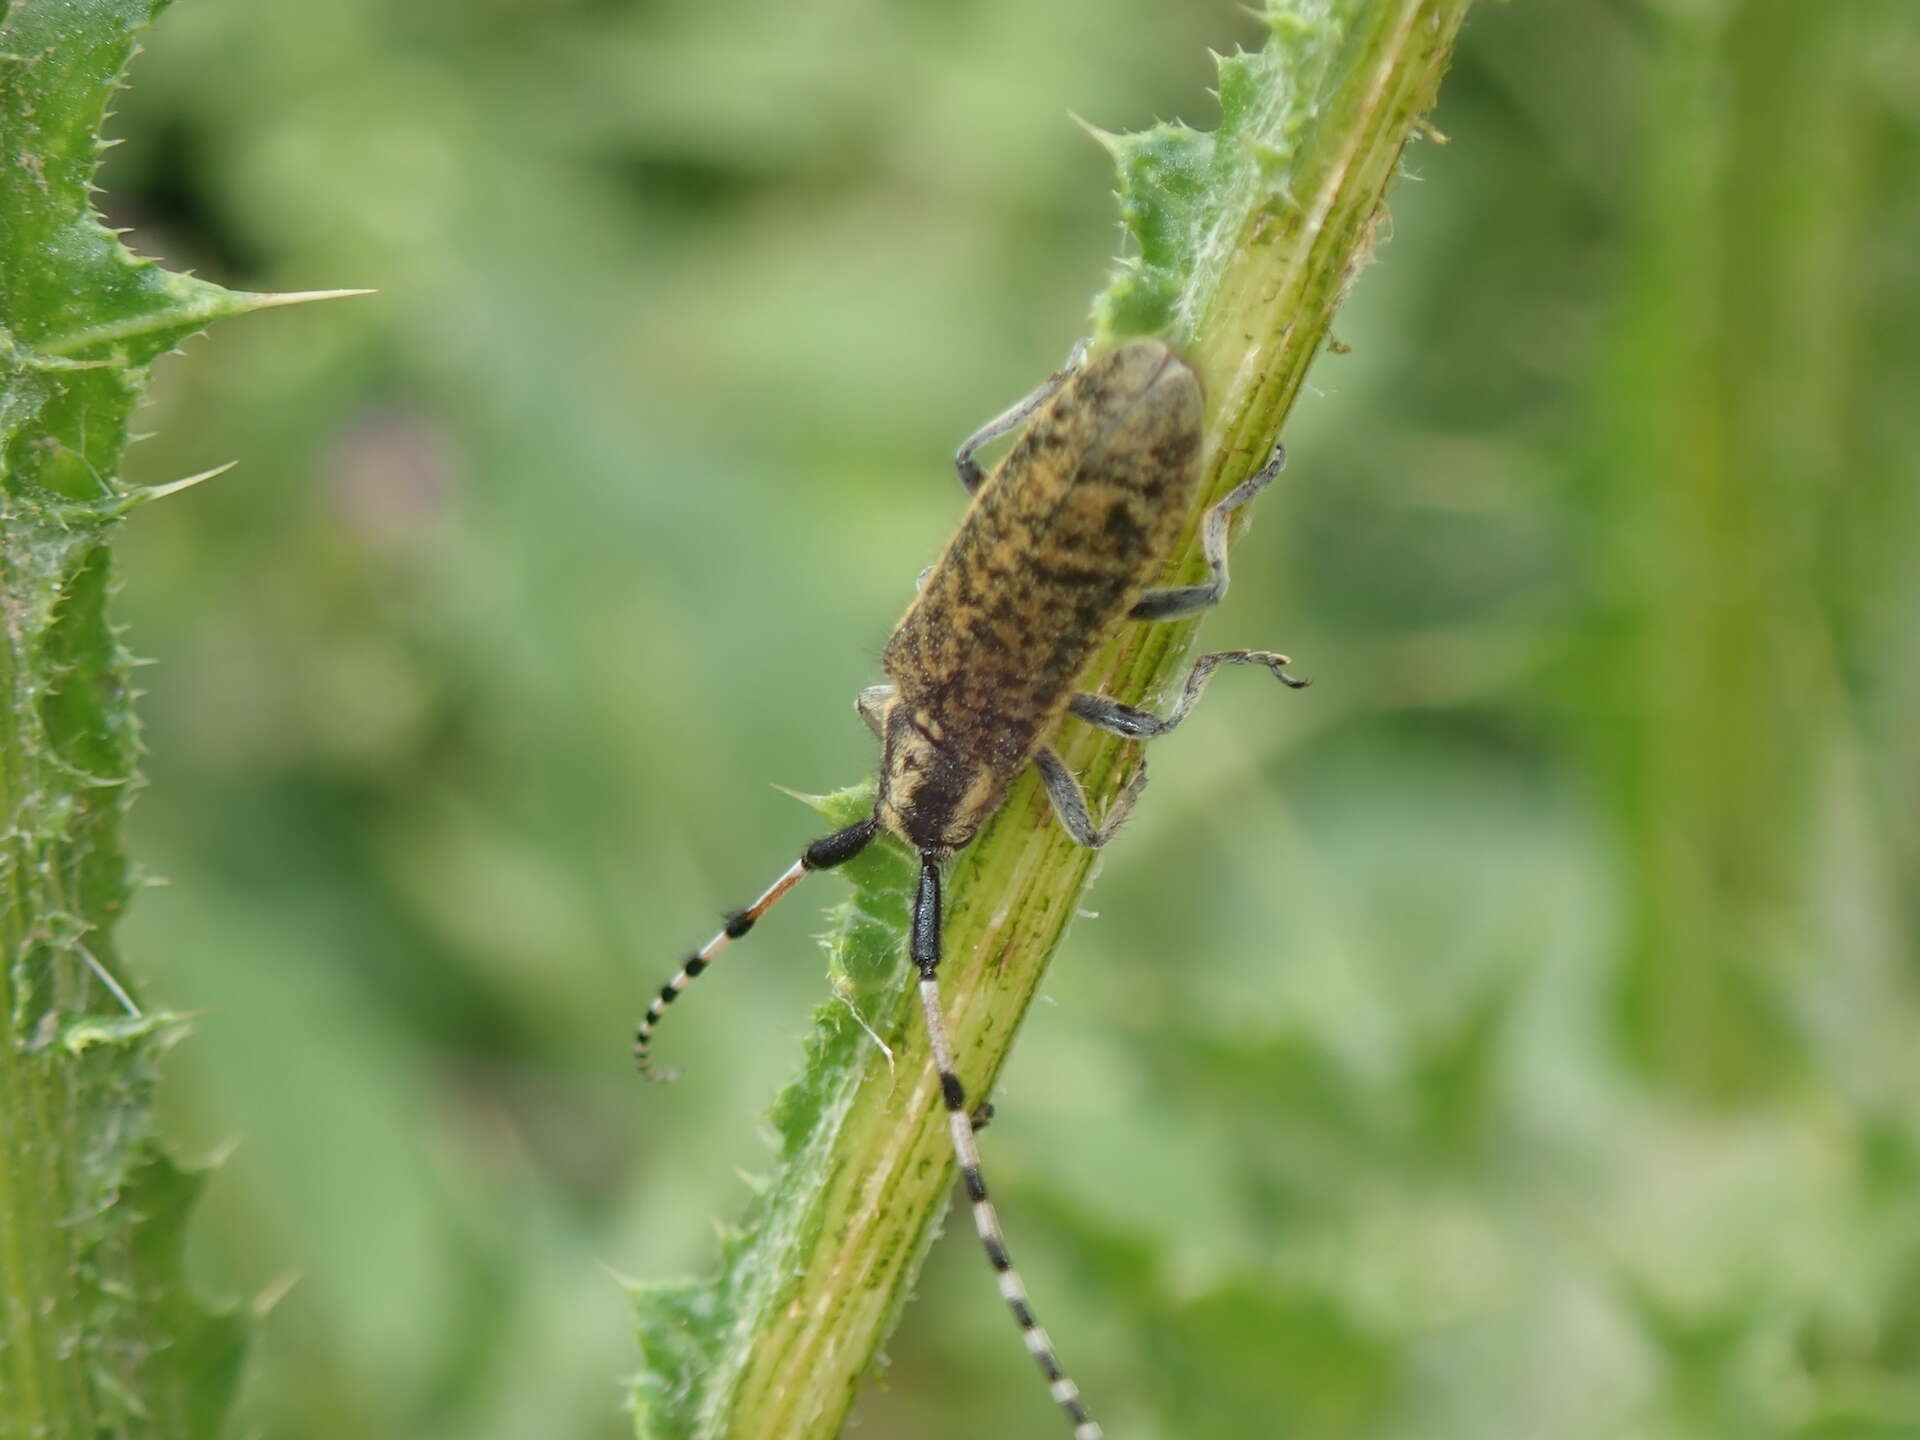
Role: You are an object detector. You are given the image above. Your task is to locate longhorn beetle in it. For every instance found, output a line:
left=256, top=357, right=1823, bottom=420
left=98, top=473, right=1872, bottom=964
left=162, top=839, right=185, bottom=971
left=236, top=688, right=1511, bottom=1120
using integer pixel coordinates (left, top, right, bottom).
left=635, top=339, right=1307, bottom=1439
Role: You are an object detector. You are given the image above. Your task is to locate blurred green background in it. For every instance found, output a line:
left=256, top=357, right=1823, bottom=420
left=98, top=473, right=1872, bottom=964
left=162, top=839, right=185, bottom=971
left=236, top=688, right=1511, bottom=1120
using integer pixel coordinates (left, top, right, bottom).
left=99, top=1, right=1919, bottom=1437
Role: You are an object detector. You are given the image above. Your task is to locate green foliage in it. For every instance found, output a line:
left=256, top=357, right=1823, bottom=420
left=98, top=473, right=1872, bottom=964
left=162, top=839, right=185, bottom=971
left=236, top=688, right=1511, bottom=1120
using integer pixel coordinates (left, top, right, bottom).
left=0, top=0, right=315, bottom=1432
left=63, top=1, right=1920, bottom=1439
left=1091, top=6, right=1346, bottom=340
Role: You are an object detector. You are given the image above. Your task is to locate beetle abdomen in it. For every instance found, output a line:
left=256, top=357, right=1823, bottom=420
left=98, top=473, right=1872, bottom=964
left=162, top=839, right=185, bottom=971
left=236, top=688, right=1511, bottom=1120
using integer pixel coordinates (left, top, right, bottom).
left=882, top=340, right=1205, bottom=786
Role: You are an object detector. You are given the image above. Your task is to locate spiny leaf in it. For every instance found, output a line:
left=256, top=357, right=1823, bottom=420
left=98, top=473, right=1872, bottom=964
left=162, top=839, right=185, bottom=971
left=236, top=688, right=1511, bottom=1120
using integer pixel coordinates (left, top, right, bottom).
left=1090, top=7, right=1354, bottom=344
left=1, top=0, right=338, bottom=1432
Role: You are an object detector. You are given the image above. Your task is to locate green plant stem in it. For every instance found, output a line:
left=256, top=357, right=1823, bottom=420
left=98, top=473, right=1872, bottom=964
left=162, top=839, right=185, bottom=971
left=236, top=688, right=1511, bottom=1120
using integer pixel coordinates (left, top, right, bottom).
left=2, top=2, right=338, bottom=1432
left=1589, top=0, right=1865, bottom=1101
left=628, top=3, right=1475, bottom=1437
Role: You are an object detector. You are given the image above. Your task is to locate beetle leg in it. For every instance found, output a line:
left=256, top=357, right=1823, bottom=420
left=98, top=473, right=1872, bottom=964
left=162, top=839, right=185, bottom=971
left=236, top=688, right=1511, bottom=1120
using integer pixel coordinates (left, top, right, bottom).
left=952, top=339, right=1089, bottom=494
left=1070, top=649, right=1308, bottom=744
left=1129, top=443, right=1286, bottom=621
left=1033, top=744, right=1149, bottom=849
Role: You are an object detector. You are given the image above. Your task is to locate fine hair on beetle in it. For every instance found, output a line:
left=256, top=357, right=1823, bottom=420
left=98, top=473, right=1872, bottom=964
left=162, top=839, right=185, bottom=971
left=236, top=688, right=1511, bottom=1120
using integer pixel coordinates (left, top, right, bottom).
left=636, top=338, right=1307, bottom=1440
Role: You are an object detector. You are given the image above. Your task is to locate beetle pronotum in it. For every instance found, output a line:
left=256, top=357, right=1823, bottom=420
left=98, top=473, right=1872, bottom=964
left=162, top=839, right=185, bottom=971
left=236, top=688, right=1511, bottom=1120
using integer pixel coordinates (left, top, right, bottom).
left=637, top=339, right=1307, bottom=1438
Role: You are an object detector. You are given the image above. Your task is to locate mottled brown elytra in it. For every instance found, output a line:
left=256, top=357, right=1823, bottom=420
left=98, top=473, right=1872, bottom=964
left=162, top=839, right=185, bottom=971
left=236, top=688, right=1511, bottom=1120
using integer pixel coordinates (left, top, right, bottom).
left=636, top=339, right=1307, bottom=1439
